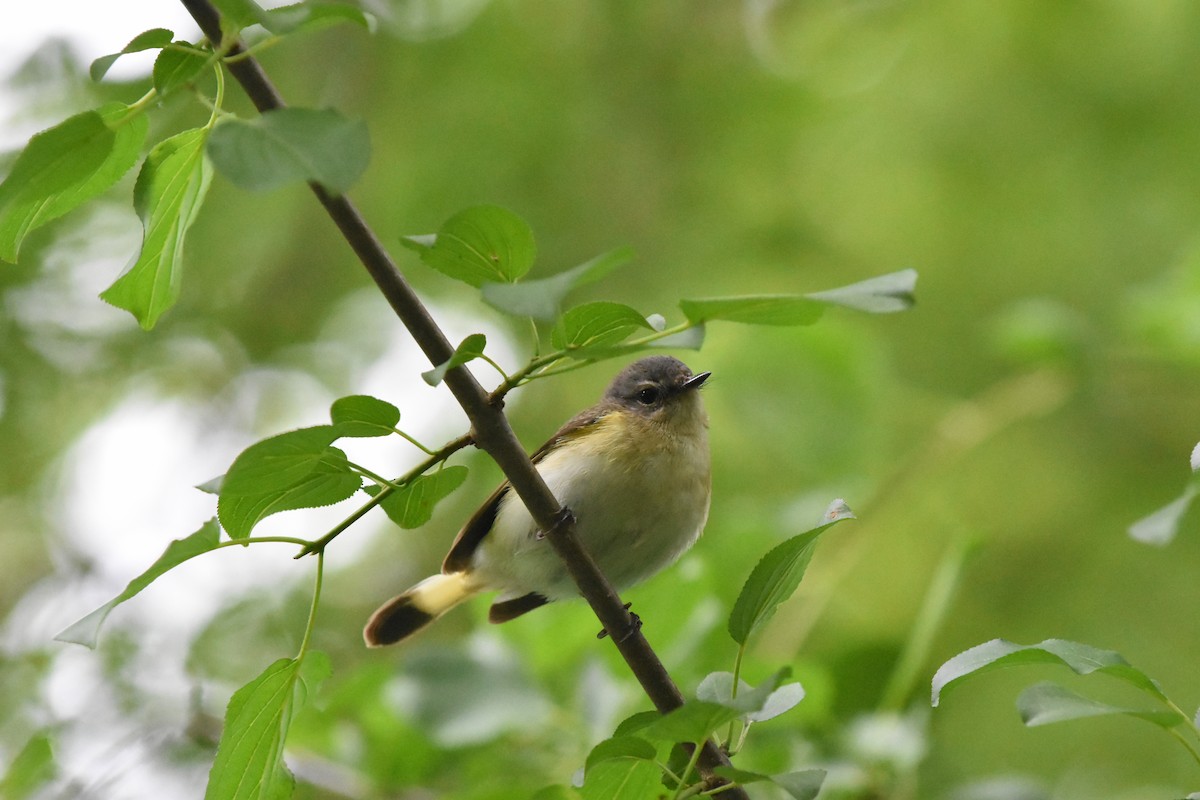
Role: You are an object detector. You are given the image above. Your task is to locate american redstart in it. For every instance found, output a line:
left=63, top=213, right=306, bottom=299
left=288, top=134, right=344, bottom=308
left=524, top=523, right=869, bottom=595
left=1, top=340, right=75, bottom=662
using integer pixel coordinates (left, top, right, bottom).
left=364, top=355, right=712, bottom=646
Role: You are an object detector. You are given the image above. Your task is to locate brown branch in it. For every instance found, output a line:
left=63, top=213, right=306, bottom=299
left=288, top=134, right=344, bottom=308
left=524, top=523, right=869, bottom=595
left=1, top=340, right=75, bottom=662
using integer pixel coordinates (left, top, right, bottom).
left=179, top=1, right=745, bottom=793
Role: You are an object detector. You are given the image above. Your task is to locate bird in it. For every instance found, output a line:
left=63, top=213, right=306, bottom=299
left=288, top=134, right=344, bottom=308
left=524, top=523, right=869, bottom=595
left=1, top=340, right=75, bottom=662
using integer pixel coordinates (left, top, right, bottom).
left=364, top=355, right=712, bottom=646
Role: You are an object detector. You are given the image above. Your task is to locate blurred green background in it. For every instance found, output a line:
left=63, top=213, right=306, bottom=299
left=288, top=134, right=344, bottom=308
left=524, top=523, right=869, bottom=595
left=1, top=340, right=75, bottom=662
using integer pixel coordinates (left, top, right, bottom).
left=3, top=1, right=1200, bottom=798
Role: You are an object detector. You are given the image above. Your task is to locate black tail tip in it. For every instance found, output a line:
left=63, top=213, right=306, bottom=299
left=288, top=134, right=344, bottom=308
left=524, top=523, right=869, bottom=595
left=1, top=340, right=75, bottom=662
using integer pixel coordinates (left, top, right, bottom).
left=364, top=596, right=436, bottom=647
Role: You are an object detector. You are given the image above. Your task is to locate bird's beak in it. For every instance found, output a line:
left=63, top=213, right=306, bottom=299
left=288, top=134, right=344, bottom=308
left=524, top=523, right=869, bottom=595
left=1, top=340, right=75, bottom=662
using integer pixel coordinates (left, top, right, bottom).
left=681, top=371, right=711, bottom=391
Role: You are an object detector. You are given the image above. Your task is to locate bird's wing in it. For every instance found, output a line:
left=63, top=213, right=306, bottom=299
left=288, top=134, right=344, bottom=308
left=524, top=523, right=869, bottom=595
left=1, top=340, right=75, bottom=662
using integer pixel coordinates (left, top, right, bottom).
left=440, top=405, right=607, bottom=573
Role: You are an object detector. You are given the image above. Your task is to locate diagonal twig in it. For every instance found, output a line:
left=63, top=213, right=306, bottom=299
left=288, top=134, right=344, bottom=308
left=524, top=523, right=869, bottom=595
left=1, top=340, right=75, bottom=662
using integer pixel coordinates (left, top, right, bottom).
left=177, top=0, right=745, bottom=794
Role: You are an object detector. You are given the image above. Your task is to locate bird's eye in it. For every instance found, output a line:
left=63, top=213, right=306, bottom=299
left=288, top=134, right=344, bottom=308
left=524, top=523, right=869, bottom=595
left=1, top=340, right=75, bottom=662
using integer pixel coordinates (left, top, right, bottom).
left=636, top=386, right=661, bottom=405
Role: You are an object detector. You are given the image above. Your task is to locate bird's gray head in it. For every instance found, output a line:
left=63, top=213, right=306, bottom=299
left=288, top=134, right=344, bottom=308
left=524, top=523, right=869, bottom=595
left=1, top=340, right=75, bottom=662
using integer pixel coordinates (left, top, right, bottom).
left=603, top=356, right=710, bottom=420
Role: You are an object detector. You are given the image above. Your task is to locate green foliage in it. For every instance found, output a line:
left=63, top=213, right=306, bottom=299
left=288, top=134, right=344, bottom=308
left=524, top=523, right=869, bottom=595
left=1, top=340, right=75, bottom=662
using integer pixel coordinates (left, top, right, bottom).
left=206, top=657, right=301, bottom=800
left=482, top=246, right=634, bottom=321
left=728, top=500, right=855, bottom=645
left=101, top=127, right=213, bottom=329
left=0, top=733, right=56, bottom=800
left=932, top=639, right=1200, bottom=766
left=153, top=42, right=210, bottom=95
left=89, top=28, right=175, bottom=81
left=55, top=519, right=221, bottom=648
left=422, top=333, right=487, bottom=386
left=206, top=108, right=371, bottom=194
left=551, top=301, right=652, bottom=353
left=330, top=394, right=401, bottom=437
left=402, top=204, right=538, bottom=287
left=372, top=466, right=470, bottom=529
left=0, top=104, right=147, bottom=263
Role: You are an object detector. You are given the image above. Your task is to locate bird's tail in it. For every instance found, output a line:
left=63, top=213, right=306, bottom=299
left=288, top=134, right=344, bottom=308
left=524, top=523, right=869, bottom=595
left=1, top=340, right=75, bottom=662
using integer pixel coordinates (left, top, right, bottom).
left=363, top=572, right=480, bottom=647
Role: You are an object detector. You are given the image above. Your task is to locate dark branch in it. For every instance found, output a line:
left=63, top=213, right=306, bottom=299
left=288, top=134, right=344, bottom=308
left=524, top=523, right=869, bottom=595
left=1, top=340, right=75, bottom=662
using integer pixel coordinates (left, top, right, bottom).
left=179, top=1, right=745, bottom=793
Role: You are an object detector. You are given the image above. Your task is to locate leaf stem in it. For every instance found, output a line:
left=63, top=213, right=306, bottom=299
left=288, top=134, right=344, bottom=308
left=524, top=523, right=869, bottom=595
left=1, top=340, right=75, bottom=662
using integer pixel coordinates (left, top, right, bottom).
left=214, top=535, right=313, bottom=550
left=347, top=460, right=399, bottom=490
left=393, top=427, right=436, bottom=455
left=671, top=744, right=706, bottom=800
left=296, top=432, right=473, bottom=557
left=297, top=551, right=324, bottom=660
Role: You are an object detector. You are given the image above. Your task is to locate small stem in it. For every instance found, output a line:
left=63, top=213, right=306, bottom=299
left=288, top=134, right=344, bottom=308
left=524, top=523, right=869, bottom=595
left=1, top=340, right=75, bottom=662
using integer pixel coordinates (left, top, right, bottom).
left=671, top=743, right=707, bottom=800
left=723, top=644, right=747, bottom=751
left=205, top=61, right=225, bottom=131
left=297, top=432, right=473, bottom=557
left=224, top=34, right=284, bottom=63
left=478, top=353, right=511, bottom=383
left=214, top=535, right=314, bottom=550
left=393, top=428, right=436, bottom=455
left=347, top=460, right=399, bottom=490
left=297, top=551, right=324, bottom=659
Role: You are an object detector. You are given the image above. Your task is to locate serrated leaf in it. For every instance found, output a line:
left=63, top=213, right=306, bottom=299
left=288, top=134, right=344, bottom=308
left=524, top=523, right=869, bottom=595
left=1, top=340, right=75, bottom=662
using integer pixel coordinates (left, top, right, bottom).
left=401, top=205, right=536, bottom=287
left=422, top=333, right=487, bottom=386
left=330, top=395, right=400, bottom=437
left=579, top=757, right=661, bottom=800
left=643, top=672, right=787, bottom=745
left=221, top=426, right=341, bottom=496
left=90, top=28, right=174, bottom=81
left=931, top=638, right=1170, bottom=707
left=207, top=108, right=370, bottom=194
left=204, top=657, right=299, bottom=800
left=373, top=466, right=469, bottom=529
left=56, top=519, right=220, bottom=647
left=101, top=126, right=211, bottom=329
left=0, top=103, right=147, bottom=263
left=806, top=268, right=918, bottom=313
left=679, top=295, right=825, bottom=326
left=481, top=246, right=634, bottom=320
left=153, top=44, right=209, bottom=95
left=551, top=302, right=652, bottom=353
left=583, top=736, right=656, bottom=776
left=728, top=500, right=854, bottom=645
left=219, top=448, right=361, bottom=539
left=1016, top=682, right=1184, bottom=729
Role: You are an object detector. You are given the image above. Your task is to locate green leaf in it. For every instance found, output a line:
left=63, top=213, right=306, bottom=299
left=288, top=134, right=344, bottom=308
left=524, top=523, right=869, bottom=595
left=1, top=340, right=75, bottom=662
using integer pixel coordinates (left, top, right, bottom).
left=330, top=395, right=400, bottom=438
left=678, top=269, right=918, bottom=325
left=422, top=333, right=487, bottom=386
left=401, top=205, right=536, bottom=287
left=55, top=519, right=220, bottom=647
left=101, top=127, right=212, bottom=329
left=1016, top=682, right=1185, bottom=729
left=806, top=268, right=918, bottom=313
left=1129, top=482, right=1198, bottom=546
left=551, top=302, right=652, bottom=353
left=206, top=108, right=370, bottom=194
left=931, top=638, right=1170, bottom=707
left=372, top=466, right=469, bottom=529
left=481, top=246, right=634, bottom=320
left=728, top=499, right=855, bottom=645
left=642, top=672, right=787, bottom=745
left=263, top=2, right=375, bottom=34
left=770, top=770, right=828, bottom=800
left=210, top=0, right=268, bottom=32
left=90, top=28, right=174, bottom=81
left=584, top=736, right=657, bottom=776
left=579, top=758, right=662, bottom=800
left=220, top=426, right=341, bottom=496
left=219, top=447, right=362, bottom=539
left=696, top=671, right=806, bottom=722
left=153, top=44, right=209, bottom=95
left=712, top=767, right=826, bottom=800
left=532, top=787, right=582, bottom=800
left=205, top=657, right=299, bottom=800
left=0, top=103, right=147, bottom=263
left=0, top=732, right=56, bottom=800
left=679, top=294, right=825, bottom=326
